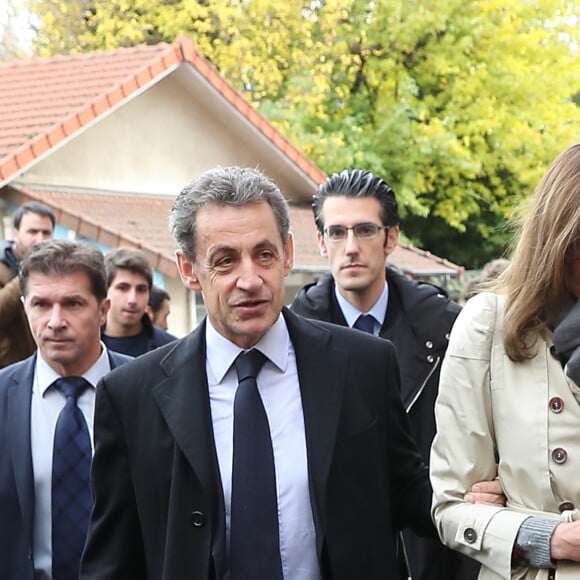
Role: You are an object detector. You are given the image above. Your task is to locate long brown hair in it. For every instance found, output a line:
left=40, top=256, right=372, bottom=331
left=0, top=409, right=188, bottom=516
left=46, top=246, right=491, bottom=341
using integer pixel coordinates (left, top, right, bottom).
left=495, top=143, right=580, bottom=361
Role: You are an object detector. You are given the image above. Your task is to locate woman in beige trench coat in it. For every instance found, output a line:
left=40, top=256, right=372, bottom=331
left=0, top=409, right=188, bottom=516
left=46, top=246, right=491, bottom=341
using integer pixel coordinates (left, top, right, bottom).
left=430, top=143, right=580, bottom=580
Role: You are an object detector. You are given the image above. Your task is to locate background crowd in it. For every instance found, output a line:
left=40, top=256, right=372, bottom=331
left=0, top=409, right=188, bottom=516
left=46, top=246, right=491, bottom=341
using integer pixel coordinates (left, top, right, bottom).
left=0, top=142, right=578, bottom=579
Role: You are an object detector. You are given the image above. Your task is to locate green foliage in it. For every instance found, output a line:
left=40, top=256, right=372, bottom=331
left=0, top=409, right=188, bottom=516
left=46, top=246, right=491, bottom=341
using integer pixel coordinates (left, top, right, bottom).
left=17, top=0, right=580, bottom=266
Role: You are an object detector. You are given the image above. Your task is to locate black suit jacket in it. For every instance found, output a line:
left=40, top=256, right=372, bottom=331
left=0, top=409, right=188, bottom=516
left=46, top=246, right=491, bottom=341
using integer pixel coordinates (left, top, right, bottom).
left=0, top=351, right=131, bottom=580
left=81, top=308, right=433, bottom=580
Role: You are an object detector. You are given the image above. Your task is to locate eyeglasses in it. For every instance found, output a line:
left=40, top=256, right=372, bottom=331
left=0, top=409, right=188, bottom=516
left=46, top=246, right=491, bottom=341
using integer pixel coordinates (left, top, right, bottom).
left=323, top=222, right=389, bottom=242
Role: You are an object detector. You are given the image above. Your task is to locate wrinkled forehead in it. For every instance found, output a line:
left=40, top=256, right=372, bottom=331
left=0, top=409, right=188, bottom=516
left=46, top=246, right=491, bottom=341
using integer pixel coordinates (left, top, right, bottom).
left=24, top=271, right=93, bottom=298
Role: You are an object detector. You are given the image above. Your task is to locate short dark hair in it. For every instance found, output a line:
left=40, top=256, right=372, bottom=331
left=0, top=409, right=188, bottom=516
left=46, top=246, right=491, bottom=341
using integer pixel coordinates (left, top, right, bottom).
left=19, top=240, right=107, bottom=300
left=149, top=285, right=170, bottom=313
left=104, top=248, right=153, bottom=291
left=312, top=169, right=399, bottom=233
left=13, top=202, right=56, bottom=230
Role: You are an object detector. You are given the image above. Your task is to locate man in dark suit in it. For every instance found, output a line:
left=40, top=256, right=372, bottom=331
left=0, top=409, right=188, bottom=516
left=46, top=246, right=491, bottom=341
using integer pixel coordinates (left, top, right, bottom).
left=81, top=167, right=500, bottom=580
left=291, top=169, right=476, bottom=580
left=0, top=240, right=131, bottom=580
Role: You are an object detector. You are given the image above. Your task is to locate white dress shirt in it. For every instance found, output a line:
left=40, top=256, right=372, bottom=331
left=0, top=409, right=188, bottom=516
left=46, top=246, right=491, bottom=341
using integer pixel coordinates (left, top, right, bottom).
left=335, top=280, right=389, bottom=335
left=206, top=314, right=321, bottom=580
left=31, top=345, right=112, bottom=578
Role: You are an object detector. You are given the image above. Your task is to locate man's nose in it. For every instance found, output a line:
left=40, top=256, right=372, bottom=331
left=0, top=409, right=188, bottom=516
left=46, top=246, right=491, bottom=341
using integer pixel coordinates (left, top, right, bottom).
left=236, top=261, right=263, bottom=290
left=33, top=232, right=48, bottom=244
left=344, top=229, right=360, bottom=253
left=47, top=305, right=66, bottom=328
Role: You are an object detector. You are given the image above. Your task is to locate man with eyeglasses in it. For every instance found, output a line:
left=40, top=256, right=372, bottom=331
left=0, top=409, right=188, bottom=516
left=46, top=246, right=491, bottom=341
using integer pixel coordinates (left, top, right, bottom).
left=292, top=169, right=477, bottom=580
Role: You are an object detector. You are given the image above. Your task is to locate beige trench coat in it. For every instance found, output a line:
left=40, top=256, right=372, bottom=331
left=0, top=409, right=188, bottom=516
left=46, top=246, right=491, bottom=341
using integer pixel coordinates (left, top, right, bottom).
left=430, top=292, right=580, bottom=580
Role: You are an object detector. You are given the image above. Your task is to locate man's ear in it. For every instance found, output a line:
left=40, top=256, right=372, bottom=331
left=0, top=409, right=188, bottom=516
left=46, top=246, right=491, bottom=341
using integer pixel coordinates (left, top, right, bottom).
left=316, top=231, right=328, bottom=257
left=283, top=233, right=295, bottom=275
left=99, top=298, right=111, bottom=327
left=384, top=225, right=400, bottom=257
left=176, top=251, right=201, bottom=291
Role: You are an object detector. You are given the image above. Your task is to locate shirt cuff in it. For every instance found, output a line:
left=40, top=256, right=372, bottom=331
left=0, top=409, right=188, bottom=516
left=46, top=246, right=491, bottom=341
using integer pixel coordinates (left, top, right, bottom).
left=512, top=517, right=559, bottom=568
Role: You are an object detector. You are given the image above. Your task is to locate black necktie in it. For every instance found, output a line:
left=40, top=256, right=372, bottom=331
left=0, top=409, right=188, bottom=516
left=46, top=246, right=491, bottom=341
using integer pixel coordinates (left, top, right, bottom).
left=51, top=376, right=92, bottom=580
left=354, top=313, right=375, bottom=334
left=230, top=350, right=283, bottom=580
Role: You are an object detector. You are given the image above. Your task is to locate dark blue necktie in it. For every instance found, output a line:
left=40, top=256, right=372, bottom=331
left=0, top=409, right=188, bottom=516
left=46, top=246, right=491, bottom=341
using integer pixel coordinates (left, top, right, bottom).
left=230, top=350, right=283, bottom=580
left=51, top=376, right=92, bottom=580
left=354, top=313, right=375, bottom=334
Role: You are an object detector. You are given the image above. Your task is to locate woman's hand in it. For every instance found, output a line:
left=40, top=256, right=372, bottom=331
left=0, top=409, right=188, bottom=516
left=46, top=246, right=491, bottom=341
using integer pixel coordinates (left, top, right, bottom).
left=464, top=478, right=505, bottom=506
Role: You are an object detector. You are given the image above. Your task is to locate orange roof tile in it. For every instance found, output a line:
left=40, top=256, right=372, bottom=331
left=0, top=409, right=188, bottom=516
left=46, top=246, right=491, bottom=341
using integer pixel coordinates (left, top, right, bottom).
left=0, top=36, right=325, bottom=185
left=2, top=185, right=463, bottom=278
left=0, top=39, right=462, bottom=278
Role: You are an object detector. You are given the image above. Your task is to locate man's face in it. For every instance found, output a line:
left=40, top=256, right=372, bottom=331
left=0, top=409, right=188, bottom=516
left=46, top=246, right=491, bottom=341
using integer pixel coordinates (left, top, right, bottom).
left=23, top=271, right=109, bottom=376
left=13, top=212, right=54, bottom=259
left=317, top=196, right=399, bottom=306
left=176, top=201, right=294, bottom=349
left=152, top=298, right=171, bottom=330
left=106, top=269, right=150, bottom=333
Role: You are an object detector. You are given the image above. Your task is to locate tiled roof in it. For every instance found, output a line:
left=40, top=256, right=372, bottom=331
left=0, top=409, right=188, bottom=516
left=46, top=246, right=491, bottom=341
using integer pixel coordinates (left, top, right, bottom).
left=0, top=38, right=463, bottom=278
left=0, top=36, right=325, bottom=185
left=2, top=186, right=463, bottom=278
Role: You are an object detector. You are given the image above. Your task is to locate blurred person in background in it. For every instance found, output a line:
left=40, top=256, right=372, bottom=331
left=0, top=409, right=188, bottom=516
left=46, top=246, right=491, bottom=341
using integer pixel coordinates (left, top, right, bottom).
left=0, top=202, right=55, bottom=368
left=146, top=285, right=172, bottom=331
left=462, top=258, right=511, bottom=303
left=101, top=248, right=176, bottom=356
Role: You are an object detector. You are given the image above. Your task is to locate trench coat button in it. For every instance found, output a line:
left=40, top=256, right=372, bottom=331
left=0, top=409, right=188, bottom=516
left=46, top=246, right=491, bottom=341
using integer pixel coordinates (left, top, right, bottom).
left=464, top=528, right=477, bottom=544
left=558, top=501, right=575, bottom=512
left=549, top=397, right=564, bottom=413
left=426, top=340, right=434, bottom=349
left=552, top=448, right=568, bottom=464
left=445, top=333, right=450, bottom=340
left=427, top=355, right=435, bottom=363
left=191, top=511, right=205, bottom=527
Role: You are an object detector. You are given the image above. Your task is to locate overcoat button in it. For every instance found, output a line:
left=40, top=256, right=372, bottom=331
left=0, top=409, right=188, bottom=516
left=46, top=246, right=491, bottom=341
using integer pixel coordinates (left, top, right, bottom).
left=191, top=511, right=205, bottom=527
left=464, top=528, right=477, bottom=544
left=552, top=448, right=568, bottom=464
left=426, top=341, right=434, bottom=349
left=558, top=501, right=575, bottom=512
left=427, top=355, right=435, bottom=363
left=549, top=397, right=564, bottom=413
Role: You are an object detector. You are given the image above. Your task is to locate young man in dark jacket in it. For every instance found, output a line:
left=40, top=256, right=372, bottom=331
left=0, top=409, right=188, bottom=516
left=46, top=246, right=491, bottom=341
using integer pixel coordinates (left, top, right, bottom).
left=292, top=169, right=477, bottom=580
left=101, top=248, right=176, bottom=357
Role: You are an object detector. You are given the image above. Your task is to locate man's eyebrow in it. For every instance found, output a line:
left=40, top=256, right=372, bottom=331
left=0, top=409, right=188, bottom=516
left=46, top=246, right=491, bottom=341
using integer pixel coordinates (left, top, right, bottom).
left=206, top=244, right=237, bottom=261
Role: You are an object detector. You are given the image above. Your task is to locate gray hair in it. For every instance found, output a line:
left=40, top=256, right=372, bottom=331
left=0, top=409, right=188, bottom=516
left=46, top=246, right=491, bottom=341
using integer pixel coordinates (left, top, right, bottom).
left=169, top=166, right=291, bottom=261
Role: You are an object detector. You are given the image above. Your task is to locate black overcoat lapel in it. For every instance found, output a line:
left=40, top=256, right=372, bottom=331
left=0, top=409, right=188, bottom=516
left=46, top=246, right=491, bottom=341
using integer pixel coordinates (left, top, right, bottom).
left=7, top=356, right=36, bottom=538
left=151, top=321, right=220, bottom=504
left=283, top=308, right=349, bottom=547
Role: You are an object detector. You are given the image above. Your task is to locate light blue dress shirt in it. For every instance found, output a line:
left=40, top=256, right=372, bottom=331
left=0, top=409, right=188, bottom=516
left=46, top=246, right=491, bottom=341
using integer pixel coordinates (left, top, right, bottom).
left=205, top=314, right=321, bottom=580
left=334, top=281, right=389, bottom=335
left=31, top=344, right=111, bottom=578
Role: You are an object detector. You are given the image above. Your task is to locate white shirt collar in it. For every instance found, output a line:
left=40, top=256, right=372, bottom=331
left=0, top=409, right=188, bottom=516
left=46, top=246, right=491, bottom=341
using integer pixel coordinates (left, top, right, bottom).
left=334, top=281, right=389, bottom=328
left=34, top=341, right=112, bottom=397
left=205, top=314, right=290, bottom=384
